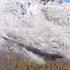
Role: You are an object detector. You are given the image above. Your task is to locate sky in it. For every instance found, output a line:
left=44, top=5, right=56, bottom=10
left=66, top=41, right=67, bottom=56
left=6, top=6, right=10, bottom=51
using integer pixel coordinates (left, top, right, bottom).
left=64, top=0, right=70, bottom=2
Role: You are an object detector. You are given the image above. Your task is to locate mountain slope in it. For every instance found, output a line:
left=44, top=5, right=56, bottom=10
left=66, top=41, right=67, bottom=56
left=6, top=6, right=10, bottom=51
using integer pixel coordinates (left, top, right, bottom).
left=0, top=0, right=70, bottom=64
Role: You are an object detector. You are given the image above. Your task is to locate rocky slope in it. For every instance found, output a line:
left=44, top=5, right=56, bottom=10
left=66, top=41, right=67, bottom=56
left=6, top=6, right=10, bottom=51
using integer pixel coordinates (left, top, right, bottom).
left=0, top=0, right=70, bottom=64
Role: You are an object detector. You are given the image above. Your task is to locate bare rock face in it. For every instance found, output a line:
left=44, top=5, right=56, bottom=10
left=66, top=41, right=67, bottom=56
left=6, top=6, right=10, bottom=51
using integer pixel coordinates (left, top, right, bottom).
left=0, top=0, right=70, bottom=64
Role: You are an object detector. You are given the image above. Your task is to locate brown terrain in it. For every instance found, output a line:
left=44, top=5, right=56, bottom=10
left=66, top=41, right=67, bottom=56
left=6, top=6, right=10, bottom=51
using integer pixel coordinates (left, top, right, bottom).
left=0, top=53, right=70, bottom=70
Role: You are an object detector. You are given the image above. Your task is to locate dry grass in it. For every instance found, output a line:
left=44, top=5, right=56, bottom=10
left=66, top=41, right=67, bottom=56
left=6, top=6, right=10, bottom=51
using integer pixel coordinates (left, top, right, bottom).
left=1, top=56, right=69, bottom=70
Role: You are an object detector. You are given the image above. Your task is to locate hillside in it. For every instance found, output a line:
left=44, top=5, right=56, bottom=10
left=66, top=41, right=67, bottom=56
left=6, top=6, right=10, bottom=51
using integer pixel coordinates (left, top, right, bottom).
left=0, top=0, right=70, bottom=68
